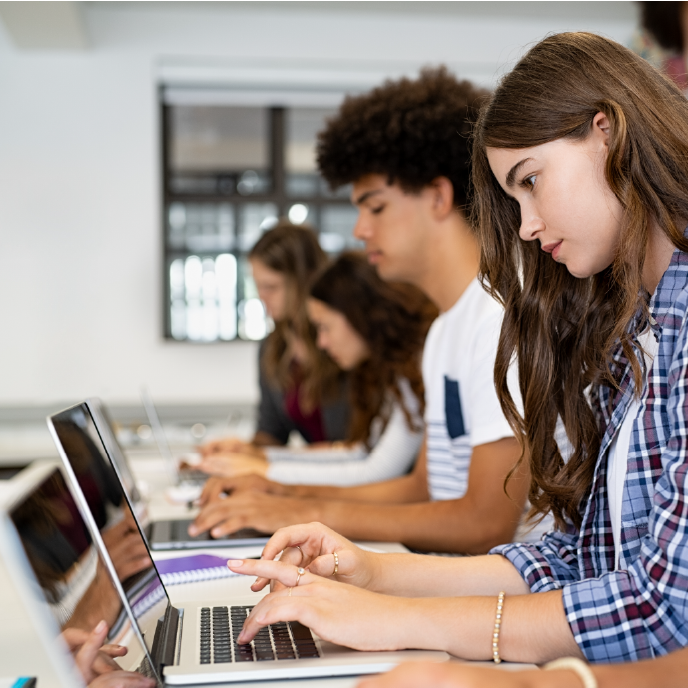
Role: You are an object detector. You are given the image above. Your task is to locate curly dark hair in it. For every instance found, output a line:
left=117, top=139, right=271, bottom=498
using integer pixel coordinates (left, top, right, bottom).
left=317, top=66, right=488, bottom=208
left=640, top=2, right=683, bottom=53
left=310, top=252, right=437, bottom=447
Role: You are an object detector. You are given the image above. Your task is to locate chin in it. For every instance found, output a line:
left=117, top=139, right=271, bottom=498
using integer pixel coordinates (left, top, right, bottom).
left=375, top=262, right=404, bottom=283
left=561, top=259, right=592, bottom=280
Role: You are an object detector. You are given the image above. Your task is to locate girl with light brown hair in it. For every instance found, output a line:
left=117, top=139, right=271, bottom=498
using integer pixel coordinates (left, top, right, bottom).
left=208, top=32, right=688, bottom=681
left=199, top=222, right=350, bottom=466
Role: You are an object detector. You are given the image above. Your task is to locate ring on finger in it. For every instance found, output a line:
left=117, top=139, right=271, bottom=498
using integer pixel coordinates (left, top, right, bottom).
left=295, top=566, right=305, bottom=587
left=294, top=545, right=304, bottom=564
left=332, top=551, right=339, bottom=576
left=288, top=587, right=293, bottom=597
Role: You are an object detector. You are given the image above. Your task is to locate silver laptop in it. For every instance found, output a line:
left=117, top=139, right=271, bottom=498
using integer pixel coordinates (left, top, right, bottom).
left=0, top=460, right=162, bottom=687
left=74, top=398, right=268, bottom=550
left=48, top=402, right=449, bottom=683
left=140, top=387, right=208, bottom=487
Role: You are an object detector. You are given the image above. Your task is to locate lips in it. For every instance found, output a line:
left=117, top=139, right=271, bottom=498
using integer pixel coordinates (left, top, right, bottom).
left=366, top=251, right=383, bottom=265
left=541, top=241, right=562, bottom=260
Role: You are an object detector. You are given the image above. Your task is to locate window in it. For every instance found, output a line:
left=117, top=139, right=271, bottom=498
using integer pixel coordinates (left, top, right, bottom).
left=161, top=99, right=361, bottom=342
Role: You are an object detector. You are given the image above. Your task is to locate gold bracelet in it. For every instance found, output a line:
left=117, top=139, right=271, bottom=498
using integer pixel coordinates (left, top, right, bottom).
left=544, top=657, right=598, bottom=688
left=492, top=591, right=505, bottom=663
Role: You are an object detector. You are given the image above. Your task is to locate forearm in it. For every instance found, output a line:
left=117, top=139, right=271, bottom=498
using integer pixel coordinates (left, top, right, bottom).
left=314, top=494, right=521, bottom=554
left=286, top=471, right=428, bottom=503
left=395, top=590, right=579, bottom=663
left=367, top=552, right=530, bottom=598
left=593, top=651, right=688, bottom=688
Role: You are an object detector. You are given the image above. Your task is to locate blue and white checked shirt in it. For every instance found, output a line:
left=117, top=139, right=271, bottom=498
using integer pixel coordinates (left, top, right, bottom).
left=492, top=247, right=688, bottom=663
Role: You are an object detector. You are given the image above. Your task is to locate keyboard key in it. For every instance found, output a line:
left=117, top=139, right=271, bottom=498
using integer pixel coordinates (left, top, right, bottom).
left=289, top=622, right=313, bottom=640
left=201, top=604, right=320, bottom=665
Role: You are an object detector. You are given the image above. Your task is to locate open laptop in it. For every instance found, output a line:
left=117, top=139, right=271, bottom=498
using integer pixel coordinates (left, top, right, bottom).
left=140, top=387, right=208, bottom=487
left=77, top=398, right=268, bottom=550
left=0, top=460, right=162, bottom=687
left=48, top=402, right=449, bottom=683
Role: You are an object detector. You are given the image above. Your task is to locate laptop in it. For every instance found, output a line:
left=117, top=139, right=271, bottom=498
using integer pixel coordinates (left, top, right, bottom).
left=139, top=387, right=208, bottom=487
left=75, top=398, right=268, bottom=550
left=0, top=460, right=162, bottom=687
left=48, top=402, right=449, bottom=683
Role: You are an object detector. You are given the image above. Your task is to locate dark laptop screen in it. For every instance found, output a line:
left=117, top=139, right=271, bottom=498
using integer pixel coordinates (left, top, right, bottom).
left=9, top=466, right=153, bottom=676
left=49, top=403, right=170, bottom=658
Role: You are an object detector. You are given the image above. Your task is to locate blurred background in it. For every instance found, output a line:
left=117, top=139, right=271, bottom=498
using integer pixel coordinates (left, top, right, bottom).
left=0, top=1, right=642, bottom=452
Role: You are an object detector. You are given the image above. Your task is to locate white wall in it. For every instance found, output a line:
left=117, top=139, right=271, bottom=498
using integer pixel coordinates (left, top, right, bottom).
left=0, top=1, right=637, bottom=407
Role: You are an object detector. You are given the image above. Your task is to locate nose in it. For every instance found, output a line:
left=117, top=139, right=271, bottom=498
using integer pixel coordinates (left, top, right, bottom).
left=353, top=212, right=370, bottom=241
left=518, top=208, right=546, bottom=242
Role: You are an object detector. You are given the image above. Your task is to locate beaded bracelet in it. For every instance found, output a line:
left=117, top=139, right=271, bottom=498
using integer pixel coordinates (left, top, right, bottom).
left=543, top=657, right=598, bottom=688
left=492, top=591, right=505, bottom=663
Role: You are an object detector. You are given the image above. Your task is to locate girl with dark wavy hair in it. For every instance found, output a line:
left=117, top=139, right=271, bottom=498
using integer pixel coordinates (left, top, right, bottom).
left=211, top=33, right=688, bottom=675
left=199, top=222, right=350, bottom=469
left=198, top=252, right=435, bottom=485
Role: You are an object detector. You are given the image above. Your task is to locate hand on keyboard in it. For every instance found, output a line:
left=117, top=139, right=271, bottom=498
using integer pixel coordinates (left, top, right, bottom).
left=226, top=558, right=414, bottom=653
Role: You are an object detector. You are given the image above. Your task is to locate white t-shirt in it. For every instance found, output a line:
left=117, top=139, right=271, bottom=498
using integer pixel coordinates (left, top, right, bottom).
left=423, top=278, right=515, bottom=501
left=266, top=378, right=423, bottom=486
left=607, top=329, right=659, bottom=569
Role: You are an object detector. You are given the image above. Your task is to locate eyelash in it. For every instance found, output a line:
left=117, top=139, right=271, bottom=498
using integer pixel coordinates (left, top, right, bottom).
left=519, top=174, right=537, bottom=191
left=370, top=205, right=384, bottom=215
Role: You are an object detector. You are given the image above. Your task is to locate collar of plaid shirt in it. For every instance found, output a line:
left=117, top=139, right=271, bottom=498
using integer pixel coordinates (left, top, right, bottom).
left=581, top=246, right=688, bottom=576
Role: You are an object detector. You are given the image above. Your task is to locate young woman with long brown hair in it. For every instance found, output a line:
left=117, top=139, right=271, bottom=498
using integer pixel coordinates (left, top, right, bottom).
left=199, top=222, right=350, bottom=465
left=197, top=252, right=435, bottom=485
left=211, top=32, right=688, bottom=676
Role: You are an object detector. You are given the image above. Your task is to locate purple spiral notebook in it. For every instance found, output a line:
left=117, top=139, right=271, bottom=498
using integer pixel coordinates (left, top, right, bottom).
left=155, top=554, right=240, bottom=585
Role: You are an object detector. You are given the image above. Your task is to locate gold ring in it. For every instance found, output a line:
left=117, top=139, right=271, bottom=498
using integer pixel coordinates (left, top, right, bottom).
left=294, top=545, right=304, bottom=564
left=295, top=566, right=305, bottom=587
left=288, top=587, right=293, bottom=597
left=333, top=551, right=339, bottom=576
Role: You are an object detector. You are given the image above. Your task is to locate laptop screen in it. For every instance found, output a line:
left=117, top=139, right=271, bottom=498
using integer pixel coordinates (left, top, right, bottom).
left=8, top=466, right=152, bottom=675
left=49, top=403, right=170, bottom=660
left=88, top=398, right=142, bottom=504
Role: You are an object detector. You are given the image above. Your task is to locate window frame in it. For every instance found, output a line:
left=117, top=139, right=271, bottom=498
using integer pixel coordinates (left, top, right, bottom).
left=160, top=92, right=356, bottom=343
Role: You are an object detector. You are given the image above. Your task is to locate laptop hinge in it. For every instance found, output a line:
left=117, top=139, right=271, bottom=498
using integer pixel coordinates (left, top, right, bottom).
left=150, top=605, right=180, bottom=676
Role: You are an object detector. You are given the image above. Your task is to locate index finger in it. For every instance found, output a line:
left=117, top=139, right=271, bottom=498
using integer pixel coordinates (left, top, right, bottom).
left=227, top=558, right=315, bottom=591
left=260, top=522, right=337, bottom=562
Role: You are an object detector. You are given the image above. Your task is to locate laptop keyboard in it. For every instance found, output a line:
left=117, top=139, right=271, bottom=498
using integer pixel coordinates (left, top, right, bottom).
left=199, top=606, right=320, bottom=664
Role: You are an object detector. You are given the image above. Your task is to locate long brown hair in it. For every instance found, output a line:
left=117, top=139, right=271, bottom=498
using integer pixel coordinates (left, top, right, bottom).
left=310, top=252, right=437, bottom=446
left=249, top=222, right=340, bottom=410
left=471, top=32, right=688, bottom=529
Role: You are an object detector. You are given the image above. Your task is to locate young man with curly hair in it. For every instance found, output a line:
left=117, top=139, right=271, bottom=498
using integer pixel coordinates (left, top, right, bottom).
left=190, top=68, right=539, bottom=554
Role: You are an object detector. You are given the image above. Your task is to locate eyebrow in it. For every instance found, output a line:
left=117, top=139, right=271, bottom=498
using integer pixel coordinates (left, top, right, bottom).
left=505, top=157, right=533, bottom=188
left=353, top=189, right=384, bottom=205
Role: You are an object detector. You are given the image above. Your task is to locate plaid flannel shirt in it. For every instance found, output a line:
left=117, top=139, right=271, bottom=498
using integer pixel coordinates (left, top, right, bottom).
left=492, top=247, right=688, bottom=663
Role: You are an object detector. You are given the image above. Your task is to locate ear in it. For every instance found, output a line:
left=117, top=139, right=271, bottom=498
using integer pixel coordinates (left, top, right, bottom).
left=591, top=111, right=611, bottom=149
left=426, top=176, right=456, bottom=221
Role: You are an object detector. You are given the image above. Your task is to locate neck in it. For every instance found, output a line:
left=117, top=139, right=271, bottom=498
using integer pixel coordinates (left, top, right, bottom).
left=414, top=212, right=480, bottom=312
left=642, top=221, right=676, bottom=295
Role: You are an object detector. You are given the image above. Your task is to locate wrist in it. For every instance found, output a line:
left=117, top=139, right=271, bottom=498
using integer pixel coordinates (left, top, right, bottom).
left=391, top=597, right=447, bottom=652
left=289, top=483, right=316, bottom=499
left=364, top=551, right=389, bottom=593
